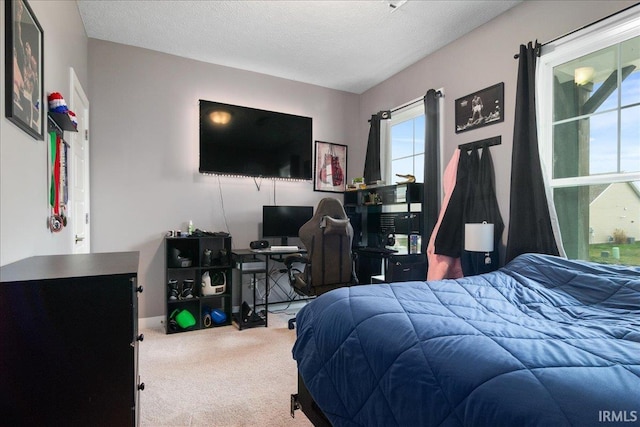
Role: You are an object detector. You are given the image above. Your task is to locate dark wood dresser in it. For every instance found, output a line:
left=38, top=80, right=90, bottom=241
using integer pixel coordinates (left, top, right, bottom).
left=0, top=252, right=143, bottom=426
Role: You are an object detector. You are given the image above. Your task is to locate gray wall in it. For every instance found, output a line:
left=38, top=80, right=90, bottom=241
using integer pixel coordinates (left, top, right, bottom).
left=0, top=1, right=88, bottom=266
left=87, top=40, right=360, bottom=319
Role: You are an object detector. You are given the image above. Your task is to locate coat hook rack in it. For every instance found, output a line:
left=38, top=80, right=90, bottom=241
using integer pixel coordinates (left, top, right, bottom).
left=458, top=135, right=501, bottom=152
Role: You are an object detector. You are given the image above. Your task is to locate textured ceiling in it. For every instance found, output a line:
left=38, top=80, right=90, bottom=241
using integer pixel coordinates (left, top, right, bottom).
left=77, top=0, right=522, bottom=94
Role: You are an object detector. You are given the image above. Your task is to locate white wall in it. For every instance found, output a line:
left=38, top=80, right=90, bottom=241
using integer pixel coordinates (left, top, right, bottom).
left=357, top=0, right=638, bottom=256
left=0, top=1, right=88, bottom=266
left=87, top=40, right=360, bottom=318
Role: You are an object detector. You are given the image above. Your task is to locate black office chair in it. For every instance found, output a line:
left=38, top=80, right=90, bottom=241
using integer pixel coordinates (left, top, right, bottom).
left=284, top=198, right=358, bottom=329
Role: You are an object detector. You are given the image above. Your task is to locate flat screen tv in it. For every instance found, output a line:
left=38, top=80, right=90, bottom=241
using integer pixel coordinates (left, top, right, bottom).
left=263, top=205, right=313, bottom=245
left=199, top=100, right=312, bottom=179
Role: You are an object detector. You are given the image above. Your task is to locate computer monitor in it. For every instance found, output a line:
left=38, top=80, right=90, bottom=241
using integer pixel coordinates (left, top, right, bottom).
left=262, top=205, right=313, bottom=245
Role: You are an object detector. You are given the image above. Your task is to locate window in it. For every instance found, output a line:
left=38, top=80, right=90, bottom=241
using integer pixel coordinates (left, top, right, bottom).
left=538, top=9, right=640, bottom=265
left=389, top=103, right=425, bottom=183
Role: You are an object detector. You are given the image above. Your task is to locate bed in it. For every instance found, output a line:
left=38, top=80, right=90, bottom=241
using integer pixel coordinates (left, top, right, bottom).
left=291, top=253, right=640, bottom=426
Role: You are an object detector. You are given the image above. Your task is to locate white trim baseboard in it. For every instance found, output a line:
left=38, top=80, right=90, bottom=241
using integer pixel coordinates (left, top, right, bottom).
left=139, top=315, right=164, bottom=330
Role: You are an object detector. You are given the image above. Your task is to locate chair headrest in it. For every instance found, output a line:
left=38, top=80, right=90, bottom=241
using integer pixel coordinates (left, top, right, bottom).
left=320, top=216, right=350, bottom=235
left=315, top=198, right=347, bottom=219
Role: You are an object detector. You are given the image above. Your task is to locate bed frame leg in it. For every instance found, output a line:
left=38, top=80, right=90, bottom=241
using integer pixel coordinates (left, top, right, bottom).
left=291, top=393, right=300, bottom=418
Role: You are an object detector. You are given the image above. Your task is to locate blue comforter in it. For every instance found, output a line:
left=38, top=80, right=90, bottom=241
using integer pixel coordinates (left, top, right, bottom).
left=292, top=254, right=640, bottom=426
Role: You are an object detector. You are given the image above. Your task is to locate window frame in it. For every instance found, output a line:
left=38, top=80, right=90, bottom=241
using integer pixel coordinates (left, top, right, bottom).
left=386, top=102, right=425, bottom=184
left=537, top=8, right=640, bottom=190
left=536, top=7, right=640, bottom=262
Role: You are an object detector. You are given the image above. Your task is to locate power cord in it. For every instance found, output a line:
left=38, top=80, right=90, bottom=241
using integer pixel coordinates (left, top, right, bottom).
left=216, top=175, right=231, bottom=234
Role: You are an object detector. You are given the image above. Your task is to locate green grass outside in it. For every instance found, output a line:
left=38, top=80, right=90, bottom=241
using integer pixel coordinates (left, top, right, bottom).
left=589, top=242, right=640, bottom=266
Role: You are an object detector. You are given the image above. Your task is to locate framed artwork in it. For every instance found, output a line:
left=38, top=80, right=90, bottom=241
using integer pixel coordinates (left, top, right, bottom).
left=455, top=82, right=504, bottom=134
left=314, top=141, right=347, bottom=193
left=5, top=0, right=44, bottom=140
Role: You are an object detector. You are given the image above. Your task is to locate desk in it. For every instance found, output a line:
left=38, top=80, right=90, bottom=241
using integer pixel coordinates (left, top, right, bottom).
left=354, top=247, right=397, bottom=284
left=232, top=248, right=305, bottom=329
left=385, top=253, right=427, bottom=282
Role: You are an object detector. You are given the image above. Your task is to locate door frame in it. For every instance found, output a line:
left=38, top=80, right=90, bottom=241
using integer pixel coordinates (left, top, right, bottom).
left=69, top=67, right=90, bottom=254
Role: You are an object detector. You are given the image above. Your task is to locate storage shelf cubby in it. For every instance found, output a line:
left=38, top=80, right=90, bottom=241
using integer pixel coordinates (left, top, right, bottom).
left=344, top=182, right=424, bottom=251
left=165, top=235, right=233, bottom=333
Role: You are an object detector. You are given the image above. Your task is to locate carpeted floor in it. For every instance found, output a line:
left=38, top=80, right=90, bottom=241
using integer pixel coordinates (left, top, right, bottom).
left=138, top=308, right=313, bottom=426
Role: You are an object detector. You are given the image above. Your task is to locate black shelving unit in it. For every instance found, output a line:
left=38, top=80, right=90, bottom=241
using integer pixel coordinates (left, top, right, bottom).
left=232, top=249, right=268, bottom=330
left=165, top=235, right=233, bottom=333
left=344, top=182, right=424, bottom=251
left=344, top=182, right=425, bottom=283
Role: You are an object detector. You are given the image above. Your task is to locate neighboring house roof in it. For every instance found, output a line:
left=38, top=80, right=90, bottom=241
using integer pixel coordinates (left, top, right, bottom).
left=589, top=182, right=640, bottom=205
left=589, top=184, right=610, bottom=204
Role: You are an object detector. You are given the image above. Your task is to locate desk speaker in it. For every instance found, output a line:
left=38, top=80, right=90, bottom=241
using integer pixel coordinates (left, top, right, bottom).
left=250, top=240, right=269, bottom=249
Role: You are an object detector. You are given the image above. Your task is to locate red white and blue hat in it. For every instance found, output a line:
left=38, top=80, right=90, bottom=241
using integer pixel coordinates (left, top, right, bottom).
left=48, top=92, right=68, bottom=113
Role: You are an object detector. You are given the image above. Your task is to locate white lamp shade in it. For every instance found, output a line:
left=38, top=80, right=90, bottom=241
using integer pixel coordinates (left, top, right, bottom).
left=465, top=223, right=494, bottom=252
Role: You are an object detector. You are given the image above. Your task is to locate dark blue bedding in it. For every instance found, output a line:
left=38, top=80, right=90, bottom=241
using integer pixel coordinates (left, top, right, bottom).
left=292, top=254, right=640, bottom=426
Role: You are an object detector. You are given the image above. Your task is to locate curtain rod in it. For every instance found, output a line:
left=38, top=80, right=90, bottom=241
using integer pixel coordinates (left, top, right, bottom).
left=390, top=90, right=444, bottom=114
left=368, top=89, right=444, bottom=122
left=391, top=96, right=423, bottom=113
left=513, top=3, right=639, bottom=59
left=458, top=135, right=501, bottom=151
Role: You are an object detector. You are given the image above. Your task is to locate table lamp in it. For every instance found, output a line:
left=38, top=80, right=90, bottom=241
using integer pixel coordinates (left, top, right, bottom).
left=465, top=222, right=494, bottom=265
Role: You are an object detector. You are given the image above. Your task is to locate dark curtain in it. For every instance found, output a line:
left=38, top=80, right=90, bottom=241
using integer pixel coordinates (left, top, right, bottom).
left=505, top=42, right=560, bottom=263
left=461, top=146, right=504, bottom=275
left=363, top=114, right=381, bottom=185
left=423, top=89, right=441, bottom=251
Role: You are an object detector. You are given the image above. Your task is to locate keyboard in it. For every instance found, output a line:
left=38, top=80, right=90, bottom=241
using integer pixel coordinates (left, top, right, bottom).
left=269, top=245, right=299, bottom=252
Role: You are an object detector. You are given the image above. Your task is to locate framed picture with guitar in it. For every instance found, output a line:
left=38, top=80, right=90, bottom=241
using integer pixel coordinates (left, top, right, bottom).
left=314, top=141, right=347, bottom=193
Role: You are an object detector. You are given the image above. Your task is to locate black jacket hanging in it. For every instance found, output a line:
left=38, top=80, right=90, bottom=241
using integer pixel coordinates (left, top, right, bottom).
left=461, top=146, right=504, bottom=276
left=434, top=148, right=472, bottom=258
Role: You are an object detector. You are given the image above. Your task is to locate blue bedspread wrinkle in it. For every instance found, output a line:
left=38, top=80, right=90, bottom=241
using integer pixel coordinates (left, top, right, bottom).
left=292, top=254, right=640, bottom=426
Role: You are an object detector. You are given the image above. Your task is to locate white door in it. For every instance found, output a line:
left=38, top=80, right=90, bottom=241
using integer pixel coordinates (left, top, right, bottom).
left=69, top=68, right=90, bottom=254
